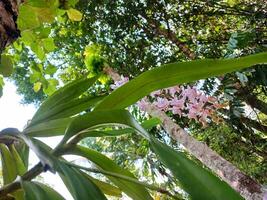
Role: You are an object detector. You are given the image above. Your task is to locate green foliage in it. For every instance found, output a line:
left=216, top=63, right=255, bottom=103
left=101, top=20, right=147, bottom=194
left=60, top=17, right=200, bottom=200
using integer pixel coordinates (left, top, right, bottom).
left=0, top=144, right=18, bottom=184
left=56, top=161, right=107, bottom=200
left=67, top=8, right=83, bottom=21
left=0, top=55, right=13, bottom=77
left=192, top=124, right=267, bottom=184
left=70, top=146, right=153, bottom=200
left=22, top=181, right=65, bottom=200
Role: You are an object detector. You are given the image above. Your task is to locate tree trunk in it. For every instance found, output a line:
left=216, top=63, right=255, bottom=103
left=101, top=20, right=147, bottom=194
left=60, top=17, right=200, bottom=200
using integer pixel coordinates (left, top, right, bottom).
left=143, top=103, right=264, bottom=200
left=105, top=67, right=266, bottom=200
left=0, top=0, right=20, bottom=54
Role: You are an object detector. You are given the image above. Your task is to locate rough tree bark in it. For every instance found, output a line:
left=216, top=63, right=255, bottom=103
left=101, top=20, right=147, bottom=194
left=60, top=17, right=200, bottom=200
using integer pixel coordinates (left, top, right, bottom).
left=0, top=0, right=21, bottom=54
left=104, top=67, right=266, bottom=200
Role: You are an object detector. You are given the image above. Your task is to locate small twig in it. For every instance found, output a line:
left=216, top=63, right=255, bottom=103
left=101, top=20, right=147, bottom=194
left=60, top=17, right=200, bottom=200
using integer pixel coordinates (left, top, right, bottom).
left=66, top=162, right=184, bottom=200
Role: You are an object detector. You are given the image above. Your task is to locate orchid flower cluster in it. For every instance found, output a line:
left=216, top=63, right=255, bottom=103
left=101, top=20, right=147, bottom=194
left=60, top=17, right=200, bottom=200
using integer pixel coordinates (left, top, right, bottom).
left=111, top=76, right=224, bottom=126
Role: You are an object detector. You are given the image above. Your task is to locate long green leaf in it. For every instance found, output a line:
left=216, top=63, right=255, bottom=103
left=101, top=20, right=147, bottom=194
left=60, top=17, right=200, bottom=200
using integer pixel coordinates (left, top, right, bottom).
left=24, top=118, right=72, bottom=137
left=14, top=142, right=29, bottom=170
left=21, top=181, right=65, bottom=200
left=67, top=146, right=153, bottom=200
left=9, top=144, right=27, bottom=175
left=56, top=161, right=107, bottom=200
left=150, top=138, right=243, bottom=200
left=84, top=173, right=122, bottom=197
left=30, top=76, right=98, bottom=126
left=44, top=95, right=105, bottom=121
left=96, top=52, right=267, bottom=110
left=61, top=109, right=149, bottom=144
left=71, top=118, right=160, bottom=140
left=0, top=144, right=17, bottom=184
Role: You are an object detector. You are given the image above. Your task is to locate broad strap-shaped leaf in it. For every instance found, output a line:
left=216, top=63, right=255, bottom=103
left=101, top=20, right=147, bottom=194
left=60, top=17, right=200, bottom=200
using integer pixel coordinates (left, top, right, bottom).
left=21, top=181, right=65, bottom=200
left=0, top=144, right=27, bottom=200
left=0, top=144, right=17, bottom=184
left=84, top=173, right=122, bottom=197
left=30, top=76, right=98, bottom=126
left=56, top=161, right=107, bottom=200
left=42, top=96, right=105, bottom=121
left=9, top=144, right=27, bottom=175
left=74, top=129, right=134, bottom=139
left=24, top=118, right=72, bottom=137
left=66, top=146, right=153, bottom=200
left=95, top=52, right=267, bottom=110
left=14, top=141, right=29, bottom=169
left=150, top=138, right=243, bottom=200
left=61, top=109, right=149, bottom=144
left=73, top=118, right=161, bottom=139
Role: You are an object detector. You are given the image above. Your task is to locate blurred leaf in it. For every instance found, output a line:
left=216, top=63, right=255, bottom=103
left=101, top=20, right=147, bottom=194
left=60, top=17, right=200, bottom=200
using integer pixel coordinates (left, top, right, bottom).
left=33, top=82, right=42, bottom=92
left=34, top=7, right=57, bottom=23
left=22, top=181, right=65, bottom=200
left=43, top=78, right=59, bottom=95
left=67, top=8, right=83, bottom=21
left=0, top=55, right=13, bottom=77
left=31, top=43, right=45, bottom=60
left=227, top=0, right=238, bottom=7
left=42, top=38, right=56, bottom=52
left=17, top=5, right=40, bottom=31
left=45, top=64, right=57, bottom=75
left=20, top=30, right=36, bottom=45
left=26, top=0, right=58, bottom=8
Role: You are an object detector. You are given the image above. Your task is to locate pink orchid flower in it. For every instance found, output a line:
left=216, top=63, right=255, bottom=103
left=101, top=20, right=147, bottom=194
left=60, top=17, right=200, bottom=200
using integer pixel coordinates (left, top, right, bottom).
left=154, top=97, right=170, bottom=111
left=137, top=98, right=149, bottom=111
